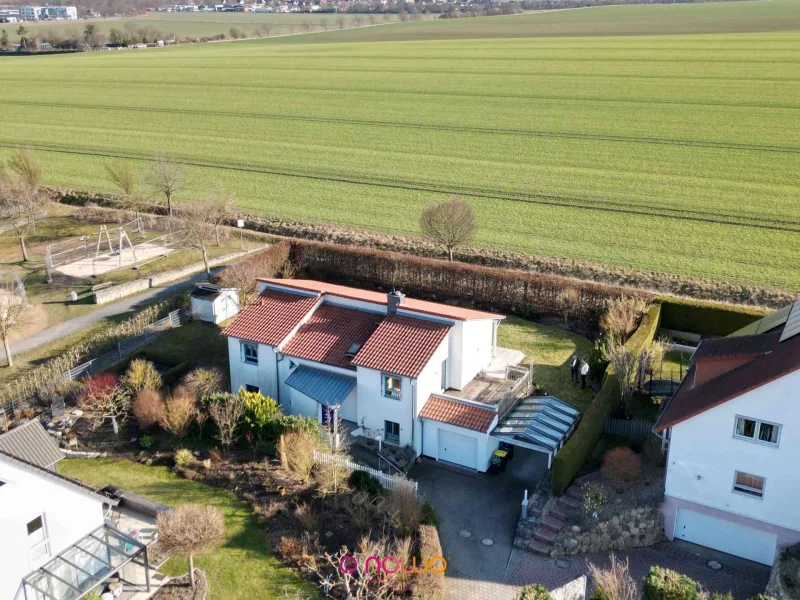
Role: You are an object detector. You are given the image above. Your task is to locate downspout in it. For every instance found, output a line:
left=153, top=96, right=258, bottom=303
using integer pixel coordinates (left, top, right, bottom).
left=275, top=352, right=284, bottom=405
left=411, top=379, right=417, bottom=456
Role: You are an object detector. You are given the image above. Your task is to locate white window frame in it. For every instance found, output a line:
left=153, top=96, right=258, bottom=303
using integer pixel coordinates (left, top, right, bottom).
left=382, top=374, right=402, bottom=399
left=384, top=420, right=400, bottom=445
left=732, top=470, right=766, bottom=499
left=26, top=514, right=51, bottom=566
left=241, top=341, right=258, bottom=366
left=733, top=415, right=781, bottom=447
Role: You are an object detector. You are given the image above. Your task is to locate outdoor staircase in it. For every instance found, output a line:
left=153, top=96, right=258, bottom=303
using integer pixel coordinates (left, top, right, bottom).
left=528, top=483, right=585, bottom=556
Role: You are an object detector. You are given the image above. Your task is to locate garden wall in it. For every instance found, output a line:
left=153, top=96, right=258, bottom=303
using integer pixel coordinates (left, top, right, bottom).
left=93, top=279, right=151, bottom=304
left=551, top=303, right=662, bottom=496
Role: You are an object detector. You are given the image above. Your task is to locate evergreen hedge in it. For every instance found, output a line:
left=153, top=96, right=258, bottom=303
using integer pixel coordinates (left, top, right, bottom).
left=659, top=297, right=766, bottom=337
left=643, top=566, right=698, bottom=600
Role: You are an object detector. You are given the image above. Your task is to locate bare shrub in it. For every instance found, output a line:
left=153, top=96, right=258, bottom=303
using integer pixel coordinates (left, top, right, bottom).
left=602, top=447, right=642, bottom=483
left=133, top=389, right=165, bottom=429
left=122, top=358, right=163, bottom=393
left=588, top=554, right=639, bottom=600
left=207, top=392, right=245, bottom=448
left=602, top=297, right=648, bottom=343
left=156, top=504, right=225, bottom=589
left=558, top=287, right=581, bottom=327
left=159, top=387, right=197, bottom=440
left=315, top=459, right=352, bottom=497
left=279, top=431, right=317, bottom=482
left=386, top=475, right=421, bottom=536
left=294, top=502, right=318, bottom=531
left=182, top=367, right=223, bottom=398
left=278, top=536, right=303, bottom=563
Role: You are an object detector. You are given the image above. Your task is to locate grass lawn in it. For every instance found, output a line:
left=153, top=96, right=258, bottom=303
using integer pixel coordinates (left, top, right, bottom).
left=58, top=458, right=319, bottom=600
left=661, top=350, right=692, bottom=379
left=498, top=316, right=595, bottom=411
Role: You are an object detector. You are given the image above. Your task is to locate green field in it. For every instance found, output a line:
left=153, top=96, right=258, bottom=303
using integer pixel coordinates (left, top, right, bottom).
left=1, top=1, right=799, bottom=292
left=3, top=11, right=403, bottom=44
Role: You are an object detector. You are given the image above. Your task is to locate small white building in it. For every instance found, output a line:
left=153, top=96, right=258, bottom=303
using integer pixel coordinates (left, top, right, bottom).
left=0, top=421, right=154, bottom=600
left=190, top=283, right=239, bottom=324
left=655, top=300, right=800, bottom=565
left=223, top=279, right=579, bottom=472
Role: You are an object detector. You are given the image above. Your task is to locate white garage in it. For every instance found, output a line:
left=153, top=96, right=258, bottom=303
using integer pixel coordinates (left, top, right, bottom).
left=438, top=429, right=478, bottom=470
left=674, top=509, right=777, bottom=565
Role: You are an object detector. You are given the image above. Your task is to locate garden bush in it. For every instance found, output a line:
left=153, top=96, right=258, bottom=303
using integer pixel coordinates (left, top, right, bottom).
left=414, top=524, right=445, bottom=600
left=602, top=447, right=642, bottom=482
left=139, top=434, right=153, bottom=449
left=659, top=297, right=766, bottom=337
left=182, top=367, right=224, bottom=398
left=241, top=390, right=282, bottom=446
left=159, top=387, right=197, bottom=440
left=349, top=470, right=383, bottom=494
left=387, top=476, right=422, bottom=536
left=516, top=585, right=552, bottom=600
left=174, top=448, right=194, bottom=469
left=421, top=501, right=440, bottom=528
left=643, top=566, right=698, bottom=600
left=133, top=390, right=165, bottom=429
left=279, top=431, right=318, bottom=482
left=121, top=359, right=163, bottom=393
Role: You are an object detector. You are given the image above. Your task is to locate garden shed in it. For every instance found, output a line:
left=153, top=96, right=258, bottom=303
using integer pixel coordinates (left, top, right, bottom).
left=189, top=284, right=239, bottom=324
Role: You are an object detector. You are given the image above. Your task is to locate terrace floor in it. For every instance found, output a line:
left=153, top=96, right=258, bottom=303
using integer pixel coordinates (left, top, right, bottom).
left=445, top=346, right=526, bottom=406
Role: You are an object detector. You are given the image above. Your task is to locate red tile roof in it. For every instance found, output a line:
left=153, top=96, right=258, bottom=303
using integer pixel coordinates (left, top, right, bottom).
left=259, top=279, right=501, bottom=321
left=221, top=288, right=320, bottom=346
left=351, top=313, right=451, bottom=378
left=281, top=304, right=383, bottom=369
left=654, top=333, right=800, bottom=432
left=419, top=395, right=496, bottom=433
left=692, top=333, right=779, bottom=361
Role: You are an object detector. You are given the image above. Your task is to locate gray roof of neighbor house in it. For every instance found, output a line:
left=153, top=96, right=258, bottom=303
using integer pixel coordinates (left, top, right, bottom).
left=0, top=419, right=64, bottom=469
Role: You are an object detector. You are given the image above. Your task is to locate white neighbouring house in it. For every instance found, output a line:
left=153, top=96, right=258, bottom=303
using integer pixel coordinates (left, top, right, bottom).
left=223, top=279, right=579, bottom=472
left=654, top=300, right=800, bottom=566
left=0, top=421, right=154, bottom=600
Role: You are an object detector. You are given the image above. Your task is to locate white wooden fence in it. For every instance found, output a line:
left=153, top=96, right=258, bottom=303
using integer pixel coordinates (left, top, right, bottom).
left=313, top=449, right=419, bottom=497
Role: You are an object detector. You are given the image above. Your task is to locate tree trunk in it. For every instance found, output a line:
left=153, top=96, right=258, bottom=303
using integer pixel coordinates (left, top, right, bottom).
left=215, top=225, right=221, bottom=246
left=3, top=335, right=12, bottom=368
left=166, top=193, right=172, bottom=217
left=189, top=553, right=196, bottom=588
left=447, top=246, right=453, bottom=262
left=19, top=236, right=29, bottom=262
left=201, top=246, right=210, bottom=277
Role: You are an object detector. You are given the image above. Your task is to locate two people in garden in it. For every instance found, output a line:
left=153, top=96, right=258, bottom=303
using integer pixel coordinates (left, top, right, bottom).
left=570, top=355, right=590, bottom=388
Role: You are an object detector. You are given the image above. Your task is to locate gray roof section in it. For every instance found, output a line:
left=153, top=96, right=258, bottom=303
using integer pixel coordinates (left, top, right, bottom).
left=0, top=419, right=64, bottom=469
left=285, top=364, right=356, bottom=407
left=492, top=396, right=580, bottom=454
left=779, top=301, right=800, bottom=343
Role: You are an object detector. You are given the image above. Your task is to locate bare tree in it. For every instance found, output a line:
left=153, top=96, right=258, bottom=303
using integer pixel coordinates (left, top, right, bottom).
left=207, top=392, right=246, bottom=449
left=0, top=178, right=43, bottom=262
left=146, top=154, right=184, bottom=217
left=156, top=504, right=225, bottom=589
left=0, top=271, right=28, bottom=367
left=203, top=188, right=236, bottom=246
left=319, top=18, right=328, bottom=31
left=368, top=14, right=377, bottom=25
left=8, top=149, right=42, bottom=190
left=602, top=297, right=647, bottom=343
left=106, top=160, right=145, bottom=221
left=301, top=20, right=311, bottom=33
left=353, top=15, right=362, bottom=27
left=261, top=23, right=272, bottom=37
left=419, top=195, right=477, bottom=261
left=78, top=375, right=132, bottom=434
left=557, top=287, right=580, bottom=328
left=336, top=15, right=345, bottom=29
left=177, top=201, right=217, bottom=277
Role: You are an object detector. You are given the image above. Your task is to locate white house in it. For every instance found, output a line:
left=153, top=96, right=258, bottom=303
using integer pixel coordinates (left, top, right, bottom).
left=223, top=279, right=580, bottom=472
left=0, top=421, right=153, bottom=600
left=189, top=283, right=239, bottom=324
left=654, top=300, right=800, bottom=565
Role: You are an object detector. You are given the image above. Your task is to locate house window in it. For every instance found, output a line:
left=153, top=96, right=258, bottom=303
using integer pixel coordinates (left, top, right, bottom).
left=383, top=375, right=402, bottom=399
left=241, top=342, right=258, bottom=365
left=27, top=515, right=50, bottom=564
left=441, top=359, right=448, bottom=390
left=734, top=416, right=781, bottom=446
left=733, top=471, right=765, bottom=498
left=245, top=384, right=260, bottom=394
left=385, top=420, right=400, bottom=445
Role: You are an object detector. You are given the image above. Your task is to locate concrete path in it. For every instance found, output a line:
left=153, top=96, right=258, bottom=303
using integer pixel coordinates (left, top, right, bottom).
left=2, top=269, right=219, bottom=362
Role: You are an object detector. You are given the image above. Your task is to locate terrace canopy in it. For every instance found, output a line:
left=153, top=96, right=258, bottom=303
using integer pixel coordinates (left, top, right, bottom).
left=21, top=525, right=149, bottom=600
left=491, top=396, right=580, bottom=468
left=285, top=365, right=356, bottom=408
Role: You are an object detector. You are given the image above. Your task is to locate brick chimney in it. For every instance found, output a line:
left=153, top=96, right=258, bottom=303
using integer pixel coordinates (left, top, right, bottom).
left=387, top=290, right=405, bottom=313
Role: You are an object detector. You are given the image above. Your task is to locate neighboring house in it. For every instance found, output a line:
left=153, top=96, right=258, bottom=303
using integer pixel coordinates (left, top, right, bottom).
left=223, top=279, right=579, bottom=472
left=0, top=421, right=152, bottom=600
left=654, top=300, right=800, bottom=566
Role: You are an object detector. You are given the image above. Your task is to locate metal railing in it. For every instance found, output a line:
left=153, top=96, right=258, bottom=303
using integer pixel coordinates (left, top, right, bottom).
left=496, top=363, right=533, bottom=418
left=313, top=449, right=418, bottom=496
left=603, top=418, right=655, bottom=439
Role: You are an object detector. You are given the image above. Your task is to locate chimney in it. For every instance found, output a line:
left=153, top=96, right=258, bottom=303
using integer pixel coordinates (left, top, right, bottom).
left=387, top=290, right=405, bottom=314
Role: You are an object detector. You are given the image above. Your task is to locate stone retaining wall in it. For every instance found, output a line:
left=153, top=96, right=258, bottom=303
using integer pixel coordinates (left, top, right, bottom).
left=551, top=505, right=664, bottom=557
left=767, top=546, right=800, bottom=600
left=93, top=279, right=151, bottom=304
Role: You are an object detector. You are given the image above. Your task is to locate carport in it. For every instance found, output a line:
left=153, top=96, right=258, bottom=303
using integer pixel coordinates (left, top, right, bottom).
left=491, top=396, right=580, bottom=468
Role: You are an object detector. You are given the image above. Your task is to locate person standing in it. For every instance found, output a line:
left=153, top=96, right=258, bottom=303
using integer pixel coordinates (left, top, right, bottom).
left=570, top=354, right=579, bottom=383
left=580, top=359, right=589, bottom=389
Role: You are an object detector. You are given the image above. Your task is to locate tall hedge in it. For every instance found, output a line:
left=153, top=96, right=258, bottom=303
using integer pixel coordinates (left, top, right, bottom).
left=289, top=240, right=651, bottom=324
left=551, top=303, right=662, bottom=495
left=659, top=297, right=767, bottom=337
left=414, top=525, right=445, bottom=600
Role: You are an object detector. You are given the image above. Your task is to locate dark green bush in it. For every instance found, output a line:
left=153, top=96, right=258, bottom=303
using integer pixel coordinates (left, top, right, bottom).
left=590, top=588, right=611, bottom=600
left=710, top=594, right=733, bottom=600
left=643, top=566, right=698, bottom=600
left=421, top=501, right=440, bottom=528
left=349, top=470, right=382, bottom=494
left=659, top=297, right=766, bottom=337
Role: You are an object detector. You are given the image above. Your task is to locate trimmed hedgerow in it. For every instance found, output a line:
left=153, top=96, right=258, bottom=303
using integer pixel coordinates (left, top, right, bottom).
left=659, top=297, right=766, bottom=337
left=643, top=566, right=698, bottom=600
left=414, top=524, right=446, bottom=600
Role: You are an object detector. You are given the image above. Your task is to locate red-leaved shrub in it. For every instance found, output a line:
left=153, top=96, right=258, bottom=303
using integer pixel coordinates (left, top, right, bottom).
left=602, top=447, right=642, bottom=482
left=80, top=373, right=119, bottom=407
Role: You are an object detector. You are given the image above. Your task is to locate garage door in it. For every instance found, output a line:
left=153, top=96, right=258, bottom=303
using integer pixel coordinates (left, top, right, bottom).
left=438, top=429, right=478, bottom=470
left=675, top=509, right=777, bottom=565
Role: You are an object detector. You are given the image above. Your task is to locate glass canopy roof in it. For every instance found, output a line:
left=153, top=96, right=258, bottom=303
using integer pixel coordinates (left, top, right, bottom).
left=22, top=525, right=147, bottom=600
left=492, top=396, right=580, bottom=454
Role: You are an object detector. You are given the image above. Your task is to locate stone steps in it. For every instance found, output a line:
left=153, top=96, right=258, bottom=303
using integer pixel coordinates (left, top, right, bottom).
left=541, top=513, right=565, bottom=530
left=534, top=526, right=558, bottom=543
left=558, top=494, right=581, bottom=509
left=528, top=538, right=553, bottom=556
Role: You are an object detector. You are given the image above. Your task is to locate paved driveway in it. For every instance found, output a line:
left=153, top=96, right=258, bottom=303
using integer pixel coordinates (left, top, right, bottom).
left=409, top=449, right=549, bottom=599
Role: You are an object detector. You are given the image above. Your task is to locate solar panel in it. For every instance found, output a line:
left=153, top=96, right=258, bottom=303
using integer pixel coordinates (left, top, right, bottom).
left=729, top=302, right=792, bottom=337
left=779, top=301, right=800, bottom=342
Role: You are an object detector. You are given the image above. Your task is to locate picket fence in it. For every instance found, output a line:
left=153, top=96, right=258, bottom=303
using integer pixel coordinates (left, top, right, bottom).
left=603, top=417, right=654, bottom=439
left=0, top=309, right=187, bottom=417
left=313, top=449, right=419, bottom=497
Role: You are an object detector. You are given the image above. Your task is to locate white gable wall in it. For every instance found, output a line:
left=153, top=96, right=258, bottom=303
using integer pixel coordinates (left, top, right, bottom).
left=447, top=319, right=496, bottom=390
left=665, top=368, right=800, bottom=533
left=228, top=337, right=278, bottom=398
left=0, top=460, right=105, bottom=600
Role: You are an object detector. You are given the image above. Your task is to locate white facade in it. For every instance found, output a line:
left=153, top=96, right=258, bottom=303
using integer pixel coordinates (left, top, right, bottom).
left=226, top=282, right=504, bottom=471
left=191, top=288, right=239, bottom=324
left=0, top=458, right=106, bottom=600
left=663, top=368, right=800, bottom=564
